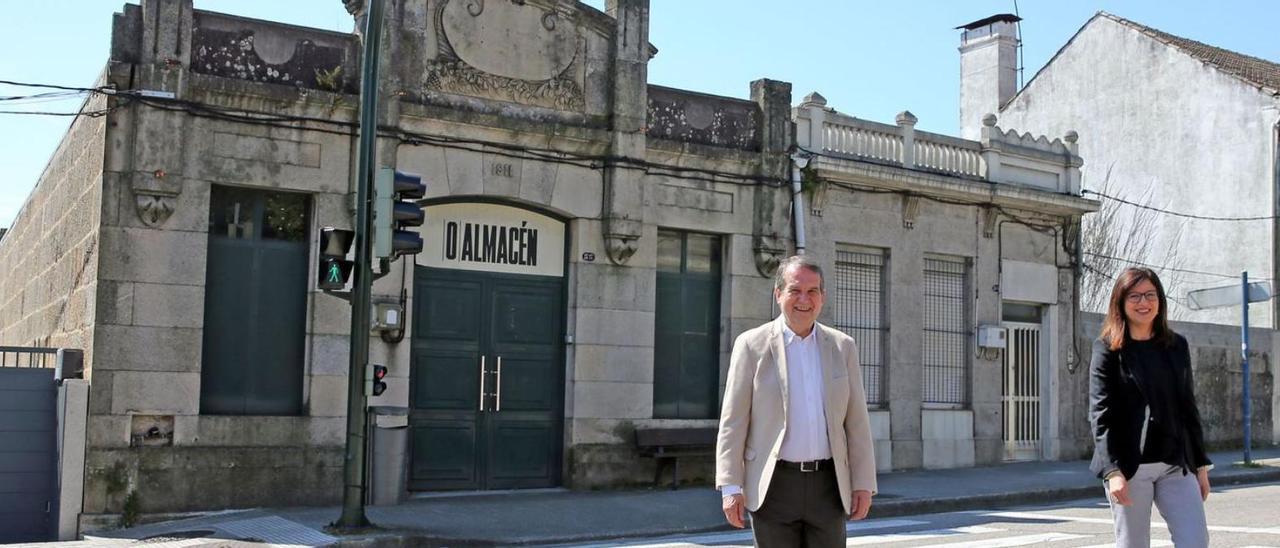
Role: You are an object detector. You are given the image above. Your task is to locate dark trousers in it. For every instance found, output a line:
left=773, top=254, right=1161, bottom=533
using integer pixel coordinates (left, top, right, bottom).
left=750, top=463, right=846, bottom=548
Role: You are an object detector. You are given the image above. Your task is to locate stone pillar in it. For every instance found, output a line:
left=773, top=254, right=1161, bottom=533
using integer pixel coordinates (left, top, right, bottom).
left=958, top=15, right=1020, bottom=140
left=797, top=91, right=828, bottom=152
left=751, top=79, right=792, bottom=277
left=980, top=114, right=1003, bottom=184
left=897, top=111, right=918, bottom=169
left=1064, top=130, right=1083, bottom=194
left=130, top=0, right=195, bottom=228
left=602, top=0, right=649, bottom=265
left=888, top=235, right=924, bottom=469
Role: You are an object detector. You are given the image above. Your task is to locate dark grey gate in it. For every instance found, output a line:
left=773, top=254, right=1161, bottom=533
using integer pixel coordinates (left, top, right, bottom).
left=0, top=347, right=58, bottom=543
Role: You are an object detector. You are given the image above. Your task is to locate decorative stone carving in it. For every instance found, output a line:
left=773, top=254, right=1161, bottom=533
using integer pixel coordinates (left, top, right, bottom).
left=425, top=61, right=584, bottom=111
left=425, top=0, right=586, bottom=112
left=983, top=207, right=997, bottom=238
left=135, top=192, right=177, bottom=227
left=603, top=220, right=641, bottom=265
left=343, top=0, right=362, bottom=16
left=753, top=235, right=787, bottom=278
left=902, top=195, right=921, bottom=229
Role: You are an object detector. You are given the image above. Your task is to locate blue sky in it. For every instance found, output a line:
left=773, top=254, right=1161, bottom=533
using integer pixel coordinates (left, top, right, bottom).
left=3, top=1, right=1278, bottom=228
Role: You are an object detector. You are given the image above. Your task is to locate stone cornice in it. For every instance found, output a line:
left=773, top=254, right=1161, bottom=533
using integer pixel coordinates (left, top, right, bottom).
left=815, top=156, right=1099, bottom=217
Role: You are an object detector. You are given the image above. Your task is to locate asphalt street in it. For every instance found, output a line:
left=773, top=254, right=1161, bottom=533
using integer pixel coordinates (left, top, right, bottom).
left=566, top=481, right=1280, bottom=548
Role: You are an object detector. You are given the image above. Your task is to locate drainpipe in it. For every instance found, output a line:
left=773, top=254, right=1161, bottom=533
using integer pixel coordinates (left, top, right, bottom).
left=791, top=152, right=811, bottom=254
left=1071, top=215, right=1084, bottom=373
left=1272, top=113, right=1280, bottom=328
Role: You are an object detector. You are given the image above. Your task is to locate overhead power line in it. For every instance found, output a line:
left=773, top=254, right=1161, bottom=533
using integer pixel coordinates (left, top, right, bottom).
left=1084, top=251, right=1273, bottom=282
left=1084, top=189, right=1276, bottom=222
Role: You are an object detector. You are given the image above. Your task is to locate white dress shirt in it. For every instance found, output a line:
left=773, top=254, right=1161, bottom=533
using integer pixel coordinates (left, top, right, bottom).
left=722, top=320, right=830, bottom=498
left=777, top=322, right=832, bottom=462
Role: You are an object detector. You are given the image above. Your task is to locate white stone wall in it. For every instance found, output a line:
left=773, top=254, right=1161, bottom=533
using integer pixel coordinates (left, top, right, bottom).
left=987, top=15, right=1280, bottom=327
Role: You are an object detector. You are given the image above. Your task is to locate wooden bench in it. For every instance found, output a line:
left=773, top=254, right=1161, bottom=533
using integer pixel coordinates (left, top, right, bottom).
left=635, top=427, right=718, bottom=490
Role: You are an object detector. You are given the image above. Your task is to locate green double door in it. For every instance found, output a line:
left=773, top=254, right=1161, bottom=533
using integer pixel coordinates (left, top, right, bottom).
left=409, top=267, right=564, bottom=491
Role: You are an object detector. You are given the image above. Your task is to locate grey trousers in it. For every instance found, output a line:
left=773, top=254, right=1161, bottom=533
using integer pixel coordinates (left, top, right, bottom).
left=1106, top=462, right=1208, bottom=548
left=749, top=465, right=846, bottom=548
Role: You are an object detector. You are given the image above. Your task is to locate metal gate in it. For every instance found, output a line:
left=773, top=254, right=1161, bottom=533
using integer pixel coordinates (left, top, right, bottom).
left=1001, top=324, right=1041, bottom=461
left=0, top=347, right=58, bottom=543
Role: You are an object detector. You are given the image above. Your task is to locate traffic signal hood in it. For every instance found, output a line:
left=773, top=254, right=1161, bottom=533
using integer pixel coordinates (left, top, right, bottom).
left=374, top=168, right=426, bottom=259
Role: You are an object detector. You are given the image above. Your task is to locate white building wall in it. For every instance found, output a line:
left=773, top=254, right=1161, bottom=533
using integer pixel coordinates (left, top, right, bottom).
left=981, top=15, right=1280, bottom=327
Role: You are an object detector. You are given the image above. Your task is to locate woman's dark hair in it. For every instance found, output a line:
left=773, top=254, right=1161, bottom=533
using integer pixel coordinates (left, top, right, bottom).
left=1100, top=267, right=1173, bottom=351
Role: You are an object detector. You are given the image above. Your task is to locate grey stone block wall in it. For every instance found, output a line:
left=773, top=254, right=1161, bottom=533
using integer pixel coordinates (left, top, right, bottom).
left=0, top=85, right=107, bottom=358
left=1076, top=312, right=1276, bottom=455
left=82, top=446, right=343, bottom=514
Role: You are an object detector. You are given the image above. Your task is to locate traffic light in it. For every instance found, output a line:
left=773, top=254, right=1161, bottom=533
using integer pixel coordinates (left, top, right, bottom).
left=366, top=364, right=388, bottom=397
left=374, top=168, right=426, bottom=259
left=318, top=227, right=355, bottom=290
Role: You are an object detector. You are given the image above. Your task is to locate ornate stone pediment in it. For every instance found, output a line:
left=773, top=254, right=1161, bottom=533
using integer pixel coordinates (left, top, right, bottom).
left=426, top=0, right=586, bottom=112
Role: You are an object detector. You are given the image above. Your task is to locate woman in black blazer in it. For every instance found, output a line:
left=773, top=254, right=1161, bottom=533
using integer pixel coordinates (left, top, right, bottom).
left=1089, top=267, right=1212, bottom=548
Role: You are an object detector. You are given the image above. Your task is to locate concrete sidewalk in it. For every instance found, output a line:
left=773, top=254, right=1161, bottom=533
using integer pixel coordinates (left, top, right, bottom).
left=78, top=447, right=1280, bottom=547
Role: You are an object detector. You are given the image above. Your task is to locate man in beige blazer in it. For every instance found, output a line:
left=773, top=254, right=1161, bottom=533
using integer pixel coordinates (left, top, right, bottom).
left=715, top=255, right=877, bottom=547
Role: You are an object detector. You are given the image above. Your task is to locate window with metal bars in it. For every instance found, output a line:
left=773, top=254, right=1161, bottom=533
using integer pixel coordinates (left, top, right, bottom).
left=833, top=246, right=887, bottom=407
left=922, top=256, right=971, bottom=407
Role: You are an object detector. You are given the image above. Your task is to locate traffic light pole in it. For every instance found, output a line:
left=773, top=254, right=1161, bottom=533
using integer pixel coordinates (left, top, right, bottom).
left=336, top=0, right=385, bottom=529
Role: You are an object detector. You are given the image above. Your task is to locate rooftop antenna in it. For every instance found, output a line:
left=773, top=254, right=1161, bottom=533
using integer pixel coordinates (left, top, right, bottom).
left=1013, top=0, right=1026, bottom=88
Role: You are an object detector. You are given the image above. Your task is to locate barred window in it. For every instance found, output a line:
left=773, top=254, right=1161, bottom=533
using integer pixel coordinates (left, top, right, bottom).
left=922, top=256, right=970, bottom=407
left=833, top=246, right=887, bottom=407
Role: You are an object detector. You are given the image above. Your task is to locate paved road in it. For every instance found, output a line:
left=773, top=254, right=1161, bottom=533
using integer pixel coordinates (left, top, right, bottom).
left=566, top=481, right=1280, bottom=548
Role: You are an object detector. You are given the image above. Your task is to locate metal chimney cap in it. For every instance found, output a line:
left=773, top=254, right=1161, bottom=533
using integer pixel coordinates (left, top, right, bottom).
left=956, top=14, right=1022, bottom=30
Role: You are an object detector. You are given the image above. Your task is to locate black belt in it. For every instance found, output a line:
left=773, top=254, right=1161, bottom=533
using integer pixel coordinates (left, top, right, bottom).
left=776, top=458, right=833, bottom=472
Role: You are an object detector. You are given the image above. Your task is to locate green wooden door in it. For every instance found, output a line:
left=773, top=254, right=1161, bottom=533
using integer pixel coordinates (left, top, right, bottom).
left=201, top=187, right=309, bottom=415
left=409, top=267, right=564, bottom=491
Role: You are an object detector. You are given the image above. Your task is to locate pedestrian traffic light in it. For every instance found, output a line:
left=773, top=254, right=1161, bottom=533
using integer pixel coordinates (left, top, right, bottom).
left=366, top=363, right=388, bottom=397
left=318, top=227, right=355, bottom=290
left=374, top=168, right=426, bottom=260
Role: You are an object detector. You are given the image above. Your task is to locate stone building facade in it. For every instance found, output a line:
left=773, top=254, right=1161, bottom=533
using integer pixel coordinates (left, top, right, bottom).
left=1, top=0, right=1098, bottom=522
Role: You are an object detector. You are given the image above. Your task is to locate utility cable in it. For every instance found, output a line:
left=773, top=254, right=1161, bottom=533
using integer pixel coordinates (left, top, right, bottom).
left=1084, top=251, right=1272, bottom=282
left=1083, top=189, right=1276, bottom=222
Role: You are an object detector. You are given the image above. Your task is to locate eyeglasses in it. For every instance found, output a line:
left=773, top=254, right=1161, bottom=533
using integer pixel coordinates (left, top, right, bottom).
left=1125, top=291, right=1159, bottom=304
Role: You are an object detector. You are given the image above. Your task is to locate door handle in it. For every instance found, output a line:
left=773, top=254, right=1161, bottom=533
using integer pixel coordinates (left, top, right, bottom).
left=478, top=355, right=487, bottom=412
left=495, top=356, right=502, bottom=412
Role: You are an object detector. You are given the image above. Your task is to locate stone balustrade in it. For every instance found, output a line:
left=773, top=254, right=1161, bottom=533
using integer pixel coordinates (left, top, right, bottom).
left=794, top=92, right=1082, bottom=195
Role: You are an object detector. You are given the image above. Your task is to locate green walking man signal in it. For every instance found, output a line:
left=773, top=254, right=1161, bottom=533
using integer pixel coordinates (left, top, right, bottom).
left=326, top=262, right=344, bottom=284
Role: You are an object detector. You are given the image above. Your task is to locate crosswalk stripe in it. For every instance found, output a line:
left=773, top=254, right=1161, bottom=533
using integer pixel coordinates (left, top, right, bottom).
left=980, top=510, right=1280, bottom=535
left=844, top=518, right=931, bottom=532
left=911, top=532, right=1090, bottom=548
left=976, top=510, right=1114, bottom=525
left=1075, top=540, right=1173, bottom=548
left=845, top=525, right=1004, bottom=546
left=569, top=519, right=930, bottom=548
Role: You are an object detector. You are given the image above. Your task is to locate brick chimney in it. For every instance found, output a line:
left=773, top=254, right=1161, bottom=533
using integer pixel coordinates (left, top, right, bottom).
left=958, top=14, right=1021, bottom=140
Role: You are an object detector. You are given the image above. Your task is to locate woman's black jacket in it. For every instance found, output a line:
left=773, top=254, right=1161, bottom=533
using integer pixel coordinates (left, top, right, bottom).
left=1088, top=333, right=1212, bottom=480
